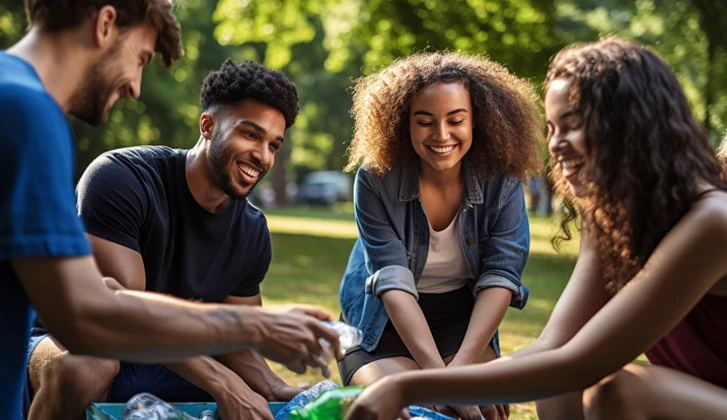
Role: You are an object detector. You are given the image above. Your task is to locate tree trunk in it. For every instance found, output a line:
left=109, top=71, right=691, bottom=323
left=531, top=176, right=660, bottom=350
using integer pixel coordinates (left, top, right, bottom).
left=272, top=138, right=290, bottom=206
left=704, top=37, right=714, bottom=136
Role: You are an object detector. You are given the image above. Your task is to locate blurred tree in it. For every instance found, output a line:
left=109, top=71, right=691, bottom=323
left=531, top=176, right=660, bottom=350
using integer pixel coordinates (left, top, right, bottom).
left=0, top=2, right=25, bottom=48
left=2, top=0, right=724, bottom=198
left=557, top=0, right=727, bottom=145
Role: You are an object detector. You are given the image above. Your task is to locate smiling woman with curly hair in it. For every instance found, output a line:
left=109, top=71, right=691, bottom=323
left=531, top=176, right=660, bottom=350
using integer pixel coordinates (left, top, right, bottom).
left=338, top=52, right=542, bottom=420
left=346, top=52, right=542, bottom=177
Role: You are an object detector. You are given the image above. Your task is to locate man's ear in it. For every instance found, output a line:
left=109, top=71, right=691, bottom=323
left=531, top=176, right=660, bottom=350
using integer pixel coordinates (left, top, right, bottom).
left=93, top=5, right=118, bottom=48
left=200, top=113, right=215, bottom=139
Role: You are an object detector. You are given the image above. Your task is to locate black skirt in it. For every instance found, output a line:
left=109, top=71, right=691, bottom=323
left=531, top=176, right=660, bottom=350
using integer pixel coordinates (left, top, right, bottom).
left=337, top=285, right=475, bottom=385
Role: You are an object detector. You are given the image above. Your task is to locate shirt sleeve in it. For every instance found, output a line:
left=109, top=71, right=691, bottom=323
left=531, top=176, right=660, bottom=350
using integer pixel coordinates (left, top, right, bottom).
left=229, top=213, right=271, bottom=297
left=76, top=153, right=148, bottom=253
left=474, top=176, right=530, bottom=309
left=354, top=168, right=418, bottom=299
left=0, top=91, right=90, bottom=259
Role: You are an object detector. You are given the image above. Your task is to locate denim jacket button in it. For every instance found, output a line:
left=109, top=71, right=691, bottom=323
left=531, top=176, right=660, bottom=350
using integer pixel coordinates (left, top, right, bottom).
left=466, top=237, right=475, bottom=245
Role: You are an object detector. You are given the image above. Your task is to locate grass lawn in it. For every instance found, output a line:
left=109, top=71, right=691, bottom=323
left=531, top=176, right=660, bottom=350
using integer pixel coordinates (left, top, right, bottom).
left=261, top=206, right=580, bottom=419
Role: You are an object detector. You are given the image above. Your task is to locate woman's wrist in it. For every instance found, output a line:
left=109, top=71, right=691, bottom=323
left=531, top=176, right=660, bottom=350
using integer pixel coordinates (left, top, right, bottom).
left=416, top=356, right=447, bottom=370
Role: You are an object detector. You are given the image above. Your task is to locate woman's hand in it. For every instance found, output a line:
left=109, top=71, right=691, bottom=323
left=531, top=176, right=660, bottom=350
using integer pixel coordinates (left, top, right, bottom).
left=446, top=357, right=509, bottom=419
left=345, top=377, right=410, bottom=420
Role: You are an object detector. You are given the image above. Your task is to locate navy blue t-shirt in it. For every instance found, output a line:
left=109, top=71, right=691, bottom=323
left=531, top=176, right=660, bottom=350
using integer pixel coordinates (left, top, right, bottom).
left=0, top=52, right=91, bottom=419
left=76, top=146, right=271, bottom=301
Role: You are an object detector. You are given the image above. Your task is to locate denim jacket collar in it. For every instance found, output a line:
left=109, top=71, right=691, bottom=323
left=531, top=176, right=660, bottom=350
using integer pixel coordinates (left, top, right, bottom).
left=398, top=158, right=484, bottom=206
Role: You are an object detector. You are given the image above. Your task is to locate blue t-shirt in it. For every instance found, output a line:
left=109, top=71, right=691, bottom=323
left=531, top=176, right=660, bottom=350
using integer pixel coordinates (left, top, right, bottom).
left=0, top=52, right=91, bottom=419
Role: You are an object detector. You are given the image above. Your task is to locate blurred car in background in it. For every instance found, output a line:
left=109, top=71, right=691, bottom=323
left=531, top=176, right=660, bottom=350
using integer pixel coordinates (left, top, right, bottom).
left=296, top=171, right=352, bottom=206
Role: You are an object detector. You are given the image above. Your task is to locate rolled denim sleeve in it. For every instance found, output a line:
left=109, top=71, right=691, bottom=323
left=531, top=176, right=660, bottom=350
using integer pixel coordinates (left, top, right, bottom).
left=474, top=177, right=529, bottom=309
left=355, top=168, right=418, bottom=299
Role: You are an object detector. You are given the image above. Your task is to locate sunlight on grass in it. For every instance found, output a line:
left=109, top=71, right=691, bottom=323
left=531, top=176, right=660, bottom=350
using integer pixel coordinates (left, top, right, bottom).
left=267, top=215, right=359, bottom=238
left=263, top=209, right=583, bottom=419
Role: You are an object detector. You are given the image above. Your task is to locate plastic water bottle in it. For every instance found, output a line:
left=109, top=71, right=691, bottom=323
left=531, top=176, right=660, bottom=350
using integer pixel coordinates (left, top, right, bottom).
left=288, top=385, right=366, bottom=420
left=198, top=410, right=216, bottom=420
left=321, top=321, right=363, bottom=353
left=122, top=393, right=196, bottom=419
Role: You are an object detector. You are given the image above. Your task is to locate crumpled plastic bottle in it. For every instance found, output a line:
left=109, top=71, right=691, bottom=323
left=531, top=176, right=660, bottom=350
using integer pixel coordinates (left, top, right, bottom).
left=121, top=393, right=197, bottom=420
left=321, top=321, right=363, bottom=353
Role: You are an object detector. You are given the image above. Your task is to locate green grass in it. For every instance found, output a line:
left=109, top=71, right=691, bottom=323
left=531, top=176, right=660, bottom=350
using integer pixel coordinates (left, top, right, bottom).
left=261, top=207, right=579, bottom=419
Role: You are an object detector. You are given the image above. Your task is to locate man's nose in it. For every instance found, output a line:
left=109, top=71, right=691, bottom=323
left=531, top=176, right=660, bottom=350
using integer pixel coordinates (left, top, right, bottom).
left=251, top=143, right=270, bottom=167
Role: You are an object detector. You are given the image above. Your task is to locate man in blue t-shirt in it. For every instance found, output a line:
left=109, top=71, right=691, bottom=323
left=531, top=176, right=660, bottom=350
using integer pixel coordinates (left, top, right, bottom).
left=1, top=2, right=338, bottom=419
left=26, top=60, right=307, bottom=420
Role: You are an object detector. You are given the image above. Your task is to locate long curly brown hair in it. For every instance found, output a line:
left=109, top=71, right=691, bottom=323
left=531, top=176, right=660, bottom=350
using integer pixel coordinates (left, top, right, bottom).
left=719, top=133, right=727, bottom=168
left=546, top=37, right=727, bottom=291
left=345, top=52, right=542, bottom=179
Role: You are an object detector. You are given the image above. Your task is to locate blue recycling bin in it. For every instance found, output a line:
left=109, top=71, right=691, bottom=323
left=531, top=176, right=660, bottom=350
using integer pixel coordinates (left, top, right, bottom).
left=86, top=401, right=286, bottom=419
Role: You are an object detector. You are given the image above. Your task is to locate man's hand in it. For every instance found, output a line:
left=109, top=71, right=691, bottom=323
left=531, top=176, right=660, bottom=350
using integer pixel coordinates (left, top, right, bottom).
left=213, top=376, right=274, bottom=420
left=249, top=304, right=342, bottom=375
left=479, top=403, right=509, bottom=420
left=268, top=384, right=305, bottom=402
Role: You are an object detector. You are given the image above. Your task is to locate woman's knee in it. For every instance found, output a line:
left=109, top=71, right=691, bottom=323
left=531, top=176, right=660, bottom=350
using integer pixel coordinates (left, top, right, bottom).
left=349, top=356, right=420, bottom=385
left=583, top=369, right=644, bottom=420
left=536, top=392, right=585, bottom=420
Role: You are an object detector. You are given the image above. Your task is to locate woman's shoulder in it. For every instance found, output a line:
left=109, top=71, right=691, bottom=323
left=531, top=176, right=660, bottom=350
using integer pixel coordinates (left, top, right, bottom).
left=688, top=189, right=727, bottom=232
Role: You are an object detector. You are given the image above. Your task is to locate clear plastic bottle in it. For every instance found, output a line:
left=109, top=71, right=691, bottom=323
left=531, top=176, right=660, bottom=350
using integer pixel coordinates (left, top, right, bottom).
left=198, top=410, right=215, bottom=420
left=288, top=385, right=366, bottom=420
left=121, top=393, right=196, bottom=420
left=321, top=321, right=363, bottom=353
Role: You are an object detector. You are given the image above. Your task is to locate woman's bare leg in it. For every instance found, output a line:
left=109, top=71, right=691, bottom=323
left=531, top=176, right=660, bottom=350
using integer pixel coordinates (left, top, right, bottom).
left=536, top=392, right=585, bottom=420
left=349, top=356, right=421, bottom=386
left=583, top=363, right=727, bottom=420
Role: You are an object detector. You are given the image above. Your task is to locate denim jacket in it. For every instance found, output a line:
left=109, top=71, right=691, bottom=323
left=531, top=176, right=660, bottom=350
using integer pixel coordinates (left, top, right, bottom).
left=339, top=161, right=530, bottom=352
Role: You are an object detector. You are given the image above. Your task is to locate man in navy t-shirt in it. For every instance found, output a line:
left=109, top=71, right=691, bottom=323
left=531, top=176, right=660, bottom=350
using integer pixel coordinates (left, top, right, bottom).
left=26, top=60, right=306, bottom=420
left=1, top=2, right=338, bottom=419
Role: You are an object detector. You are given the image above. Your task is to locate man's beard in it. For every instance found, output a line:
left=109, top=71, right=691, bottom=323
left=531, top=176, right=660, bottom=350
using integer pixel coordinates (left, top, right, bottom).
left=68, top=43, right=121, bottom=127
left=207, top=130, right=263, bottom=200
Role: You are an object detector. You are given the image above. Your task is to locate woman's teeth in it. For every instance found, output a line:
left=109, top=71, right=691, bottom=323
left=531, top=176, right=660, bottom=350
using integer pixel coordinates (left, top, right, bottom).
left=429, top=145, right=455, bottom=154
left=561, top=158, right=584, bottom=169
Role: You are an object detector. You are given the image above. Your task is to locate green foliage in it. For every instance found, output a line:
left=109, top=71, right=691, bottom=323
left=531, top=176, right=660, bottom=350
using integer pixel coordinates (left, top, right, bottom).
left=1, top=0, right=725, bottom=180
left=0, top=2, right=24, bottom=48
left=557, top=0, right=727, bottom=144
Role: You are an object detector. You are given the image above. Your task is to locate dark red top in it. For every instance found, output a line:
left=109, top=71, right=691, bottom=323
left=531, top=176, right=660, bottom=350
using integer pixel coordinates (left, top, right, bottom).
left=646, top=293, right=727, bottom=388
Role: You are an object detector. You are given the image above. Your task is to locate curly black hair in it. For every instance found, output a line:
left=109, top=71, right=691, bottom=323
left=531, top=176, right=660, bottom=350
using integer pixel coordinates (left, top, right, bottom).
left=200, top=59, right=299, bottom=128
left=345, top=52, right=542, bottom=179
left=545, top=37, right=727, bottom=291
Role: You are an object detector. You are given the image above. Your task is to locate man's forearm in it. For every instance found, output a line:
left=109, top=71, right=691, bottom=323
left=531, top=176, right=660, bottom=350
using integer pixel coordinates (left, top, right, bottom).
left=164, top=356, right=242, bottom=397
left=70, top=289, right=265, bottom=361
left=216, top=349, right=288, bottom=401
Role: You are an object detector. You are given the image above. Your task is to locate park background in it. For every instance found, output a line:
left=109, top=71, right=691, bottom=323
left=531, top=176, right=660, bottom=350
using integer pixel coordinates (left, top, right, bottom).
left=2, top=1, right=726, bottom=418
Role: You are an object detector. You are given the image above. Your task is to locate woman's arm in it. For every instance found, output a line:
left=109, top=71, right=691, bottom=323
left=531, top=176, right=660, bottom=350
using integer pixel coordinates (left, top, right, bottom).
left=347, top=198, right=727, bottom=418
left=507, top=225, right=613, bottom=359
left=448, top=287, right=511, bottom=365
left=382, top=290, right=446, bottom=369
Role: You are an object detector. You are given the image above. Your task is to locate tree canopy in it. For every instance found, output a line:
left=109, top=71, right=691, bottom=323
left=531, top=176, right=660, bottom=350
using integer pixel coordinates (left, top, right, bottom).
left=1, top=0, right=724, bottom=195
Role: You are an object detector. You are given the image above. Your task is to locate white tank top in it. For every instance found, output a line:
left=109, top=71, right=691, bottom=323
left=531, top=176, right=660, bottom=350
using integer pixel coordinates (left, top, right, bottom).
left=417, top=214, right=473, bottom=294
